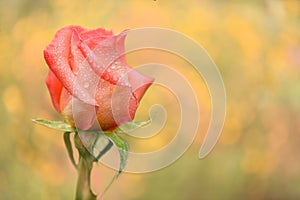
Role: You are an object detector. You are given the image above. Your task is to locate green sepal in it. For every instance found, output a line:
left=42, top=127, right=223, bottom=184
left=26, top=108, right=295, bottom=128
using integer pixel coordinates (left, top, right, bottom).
left=99, top=120, right=150, bottom=195
left=106, top=133, right=129, bottom=176
left=32, top=119, right=75, bottom=132
left=113, top=120, right=151, bottom=134
left=63, top=132, right=77, bottom=169
left=101, top=133, right=129, bottom=196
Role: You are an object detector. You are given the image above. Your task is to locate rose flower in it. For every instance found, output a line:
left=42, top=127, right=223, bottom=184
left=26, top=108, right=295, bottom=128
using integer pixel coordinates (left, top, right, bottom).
left=44, top=26, right=153, bottom=131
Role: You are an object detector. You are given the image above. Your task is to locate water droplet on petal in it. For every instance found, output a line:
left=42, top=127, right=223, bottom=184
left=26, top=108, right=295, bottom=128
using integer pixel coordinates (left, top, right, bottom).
left=112, top=74, right=118, bottom=82
left=83, top=82, right=89, bottom=89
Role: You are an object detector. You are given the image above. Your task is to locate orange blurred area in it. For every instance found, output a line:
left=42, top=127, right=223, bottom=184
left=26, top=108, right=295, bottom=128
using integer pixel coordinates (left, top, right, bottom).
left=1, top=0, right=300, bottom=199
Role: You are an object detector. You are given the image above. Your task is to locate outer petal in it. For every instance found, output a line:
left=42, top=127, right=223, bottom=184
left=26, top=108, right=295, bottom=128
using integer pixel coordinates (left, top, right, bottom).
left=127, top=70, right=154, bottom=119
left=127, top=70, right=154, bottom=102
left=45, top=70, right=63, bottom=112
left=115, top=70, right=154, bottom=123
left=94, top=72, right=154, bottom=129
left=44, top=26, right=96, bottom=106
left=102, top=73, right=153, bottom=129
left=59, top=87, right=72, bottom=113
left=81, top=28, right=113, bottom=40
left=70, top=29, right=86, bottom=74
left=81, top=28, right=114, bottom=50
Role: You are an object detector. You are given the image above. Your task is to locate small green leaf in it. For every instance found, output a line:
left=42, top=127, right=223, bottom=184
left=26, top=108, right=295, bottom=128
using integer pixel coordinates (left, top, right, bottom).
left=32, top=119, right=75, bottom=132
left=114, top=120, right=151, bottom=134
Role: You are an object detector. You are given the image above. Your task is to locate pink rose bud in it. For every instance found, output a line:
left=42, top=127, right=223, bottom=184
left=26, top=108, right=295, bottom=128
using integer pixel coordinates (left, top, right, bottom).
left=44, top=26, right=153, bottom=131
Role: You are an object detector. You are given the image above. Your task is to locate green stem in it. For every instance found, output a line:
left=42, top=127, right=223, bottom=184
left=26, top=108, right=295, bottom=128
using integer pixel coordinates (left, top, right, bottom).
left=75, top=156, right=96, bottom=200
left=74, top=133, right=97, bottom=200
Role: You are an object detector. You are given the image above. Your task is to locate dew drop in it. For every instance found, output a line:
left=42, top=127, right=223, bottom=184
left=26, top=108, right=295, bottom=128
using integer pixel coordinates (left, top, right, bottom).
left=112, top=63, right=118, bottom=69
left=112, top=74, right=118, bottom=82
left=83, top=82, right=89, bottom=89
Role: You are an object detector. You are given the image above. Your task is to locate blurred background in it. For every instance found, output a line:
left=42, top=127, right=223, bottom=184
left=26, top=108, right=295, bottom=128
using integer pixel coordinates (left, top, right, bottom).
left=1, top=0, right=300, bottom=199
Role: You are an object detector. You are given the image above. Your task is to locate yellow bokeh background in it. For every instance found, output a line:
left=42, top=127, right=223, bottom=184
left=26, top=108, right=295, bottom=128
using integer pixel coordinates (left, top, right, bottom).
left=1, top=0, right=300, bottom=199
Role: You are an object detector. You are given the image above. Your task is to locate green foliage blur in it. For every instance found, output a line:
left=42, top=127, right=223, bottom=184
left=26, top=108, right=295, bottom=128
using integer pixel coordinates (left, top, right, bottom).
left=1, top=0, right=300, bottom=199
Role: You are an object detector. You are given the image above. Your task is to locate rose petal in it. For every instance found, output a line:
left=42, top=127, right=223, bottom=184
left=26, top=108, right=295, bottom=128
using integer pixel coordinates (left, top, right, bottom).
left=127, top=70, right=154, bottom=119
left=44, top=26, right=97, bottom=107
left=81, top=28, right=114, bottom=50
left=71, top=98, right=97, bottom=130
left=78, top=30, right=131, bottom=85
left=127, top=69, right=154, bottom=100
left=59, top=88, right=72, bottom=113
left=81, top=28, right=113, bottom=40
left=129, top=80, right=153, bottom=119
left=70, top=29, right=86, bottom=74
left=109, top=71, right=154, bottom=127
left=45, top=70, right=63, bottom=112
